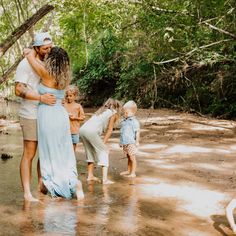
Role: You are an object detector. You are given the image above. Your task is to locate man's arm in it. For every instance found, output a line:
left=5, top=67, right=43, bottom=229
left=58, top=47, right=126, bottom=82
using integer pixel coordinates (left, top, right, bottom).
left=15, top=82, right=56, bottom=105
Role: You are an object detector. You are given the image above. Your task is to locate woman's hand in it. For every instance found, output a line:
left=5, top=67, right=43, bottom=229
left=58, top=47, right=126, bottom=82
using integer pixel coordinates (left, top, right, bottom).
left=23, top=48, right=36, bottom=57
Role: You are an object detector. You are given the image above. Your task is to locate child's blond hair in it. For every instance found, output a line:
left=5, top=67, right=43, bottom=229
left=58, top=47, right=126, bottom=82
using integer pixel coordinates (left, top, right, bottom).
left=65, top=85, right=79, bottom=100
left=123, top=100, right=137, bottom=114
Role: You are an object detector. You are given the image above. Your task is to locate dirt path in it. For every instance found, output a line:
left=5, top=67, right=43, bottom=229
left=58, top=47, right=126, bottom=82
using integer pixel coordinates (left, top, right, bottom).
left=1, top=108, right=236, bottom=235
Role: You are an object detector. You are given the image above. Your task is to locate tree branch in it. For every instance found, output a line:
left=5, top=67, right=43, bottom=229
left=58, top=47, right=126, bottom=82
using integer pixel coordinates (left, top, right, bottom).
left=200, top=21, right=236, bottom=40
left=0, top=56, right=23, bottom=84
left=151, top=6, right=194, bottom=17
left=0, top=4, right=54, bottom=58
left=150, top=5, right=236, bottom=40
left=153, top=39, right=232, bottom=65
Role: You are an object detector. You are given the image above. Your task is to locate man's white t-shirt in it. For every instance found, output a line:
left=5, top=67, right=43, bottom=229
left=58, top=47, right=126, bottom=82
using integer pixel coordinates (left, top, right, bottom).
left=14, top=58, right=40, bottom=119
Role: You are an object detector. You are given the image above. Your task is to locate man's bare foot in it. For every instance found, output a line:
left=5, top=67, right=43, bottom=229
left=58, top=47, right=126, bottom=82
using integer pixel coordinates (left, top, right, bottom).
left=102, top=179, right=114, bottom=185
left=24, top=194, right=39, bottom=202
left=125, top=173, right=136, bottom=178
left=87, top=176, right=100, bottom=182
left=120, top=171, right=130, bottom=176
left=38, top=182, right=48, bottom=195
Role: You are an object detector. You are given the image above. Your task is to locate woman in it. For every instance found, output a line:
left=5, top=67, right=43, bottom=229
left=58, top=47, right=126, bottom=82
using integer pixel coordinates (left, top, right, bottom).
left=79, top=98, right=122, bottom=184
left=24, top=47, right=84, bottom=200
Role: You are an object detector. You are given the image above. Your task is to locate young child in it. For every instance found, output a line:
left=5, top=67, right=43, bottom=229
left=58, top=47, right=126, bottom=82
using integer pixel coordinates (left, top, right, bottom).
left=79, top=98, right=122, bottom=184
left=64, top=85, right=85, bottom=151
left=120, top=101, right=140, bottom=178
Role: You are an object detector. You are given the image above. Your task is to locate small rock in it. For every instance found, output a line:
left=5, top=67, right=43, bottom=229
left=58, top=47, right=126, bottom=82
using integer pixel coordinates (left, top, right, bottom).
left=1, top=153, right=13, bottom=160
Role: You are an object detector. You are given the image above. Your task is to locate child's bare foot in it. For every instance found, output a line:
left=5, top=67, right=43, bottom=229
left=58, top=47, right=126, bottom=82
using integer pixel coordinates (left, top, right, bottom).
left=125, top=173, right=136, bottom=178
left=120, top=171, right=130, bottom=176
left=24, top=194, right=39, bottom=202
left=87, top=176, right=100, bottom=182
left=102, top=179, right=114, bottom=185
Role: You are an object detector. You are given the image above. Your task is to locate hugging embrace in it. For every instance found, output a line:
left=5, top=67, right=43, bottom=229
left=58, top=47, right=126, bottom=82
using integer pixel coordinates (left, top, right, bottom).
left=15, top=32, right=141, bottom=202
left=15, top=32, right=84, bottom=201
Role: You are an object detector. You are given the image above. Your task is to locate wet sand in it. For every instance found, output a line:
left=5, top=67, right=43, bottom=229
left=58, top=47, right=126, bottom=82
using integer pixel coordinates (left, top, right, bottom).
left=1, top=105, right=236, bottom=235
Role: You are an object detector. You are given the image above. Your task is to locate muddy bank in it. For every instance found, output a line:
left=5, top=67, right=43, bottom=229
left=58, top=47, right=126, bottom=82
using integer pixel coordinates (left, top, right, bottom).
left=1, top=106, right=236, bottom=235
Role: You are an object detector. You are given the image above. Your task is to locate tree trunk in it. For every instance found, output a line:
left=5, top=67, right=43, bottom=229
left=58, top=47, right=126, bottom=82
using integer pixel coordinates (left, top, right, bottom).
left=0, top=56, right=23, bottom=84
left=0, top=4, right=54, bottom=58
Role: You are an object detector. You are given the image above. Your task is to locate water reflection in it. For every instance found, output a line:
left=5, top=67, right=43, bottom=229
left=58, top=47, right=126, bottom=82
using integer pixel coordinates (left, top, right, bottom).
left=115, top=184, right=140, bottom=234
left=43, top=201, right=78, bottom=235
left=21, top=197, right=81, bottom=236
left=0, top=100, right=19, bottom=120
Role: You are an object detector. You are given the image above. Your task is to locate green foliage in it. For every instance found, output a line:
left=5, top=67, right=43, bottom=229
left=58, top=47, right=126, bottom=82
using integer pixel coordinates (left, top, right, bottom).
left=1, top=0, right=236, bottom=118
left=75, top=31, right=123, bottom=106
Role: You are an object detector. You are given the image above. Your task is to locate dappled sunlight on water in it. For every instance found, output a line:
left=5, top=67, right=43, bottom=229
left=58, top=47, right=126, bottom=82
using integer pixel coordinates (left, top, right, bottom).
left=1, top=103, right=236, bottom=235
left=165, top=145, right=231, bottom=154
left=138, top=182, right=228, bottom=218
left=140, top=144, right=167, bottom=150
left=191, top=124, right=227, bottom=131
left=144, top=159, right=179, bottom=169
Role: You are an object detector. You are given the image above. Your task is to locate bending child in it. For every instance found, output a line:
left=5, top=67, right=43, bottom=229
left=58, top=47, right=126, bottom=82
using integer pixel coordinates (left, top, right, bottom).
left=64, top=85, right=85, bottom=151
left=120, top=101, right=140, bottom=178
left=79, top=98, right=122, bottom=184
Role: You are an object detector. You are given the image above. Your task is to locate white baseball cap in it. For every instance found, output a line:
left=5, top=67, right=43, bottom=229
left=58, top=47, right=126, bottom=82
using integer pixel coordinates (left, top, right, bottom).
left=32, top=32, right=52, bottom=46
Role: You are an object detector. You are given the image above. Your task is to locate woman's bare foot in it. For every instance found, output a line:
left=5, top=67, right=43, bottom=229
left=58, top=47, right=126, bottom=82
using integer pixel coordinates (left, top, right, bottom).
left=76, top=189, right=84, bottom=200
left=76, top=182, right=85, bottom=200
left=76, top=190, right=85, bottom=200
left=232, top=225, right=236, bottom=233
left=102, top=179, right=114, bottom=185
left=24, top=194, right=39, bottom=202
left=125, top=173, right=136, bottom=178
left=87, top=176, right=100, bottom=182
left=120, top=171, right=130, bottom=176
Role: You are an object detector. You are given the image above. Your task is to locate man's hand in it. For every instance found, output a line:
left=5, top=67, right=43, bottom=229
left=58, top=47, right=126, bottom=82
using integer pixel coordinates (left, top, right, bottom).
left=40, top=93, right=56, bottom=105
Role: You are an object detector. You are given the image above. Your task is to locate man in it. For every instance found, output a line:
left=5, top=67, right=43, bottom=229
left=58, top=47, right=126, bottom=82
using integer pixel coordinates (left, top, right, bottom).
left=15, top=32, right=55, bottom=201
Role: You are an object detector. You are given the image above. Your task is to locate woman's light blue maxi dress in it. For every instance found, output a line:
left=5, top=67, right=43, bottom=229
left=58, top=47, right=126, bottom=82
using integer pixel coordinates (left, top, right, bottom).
left=38, top=84, right=78, bottom=199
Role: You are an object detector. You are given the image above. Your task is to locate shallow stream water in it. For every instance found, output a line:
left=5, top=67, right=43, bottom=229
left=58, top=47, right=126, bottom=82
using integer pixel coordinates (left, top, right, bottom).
left=0, top=101, right=159, bottom=236
left=2, top=101, right=235, bottom=236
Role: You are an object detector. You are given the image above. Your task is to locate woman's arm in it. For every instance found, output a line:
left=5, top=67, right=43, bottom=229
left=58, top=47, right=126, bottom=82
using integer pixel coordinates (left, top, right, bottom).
left=103, top=114, right=117, bottom=144
left=24, top=49, right=50, bottom=81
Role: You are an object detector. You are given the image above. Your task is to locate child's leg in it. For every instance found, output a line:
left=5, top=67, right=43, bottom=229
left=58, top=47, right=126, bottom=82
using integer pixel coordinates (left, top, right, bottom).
left=226, top=199, right=236, bottom=233
left=76, top=180, right=84, bottom=200
left=87, top=162, right=99, bottom=181
left=73, top=143, right=77, bottom=152
left=102, top=166, right=114, bottom=184
left=120, top=155, right=132, bottom=175
left=126, top=154, right=136, bottom=177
